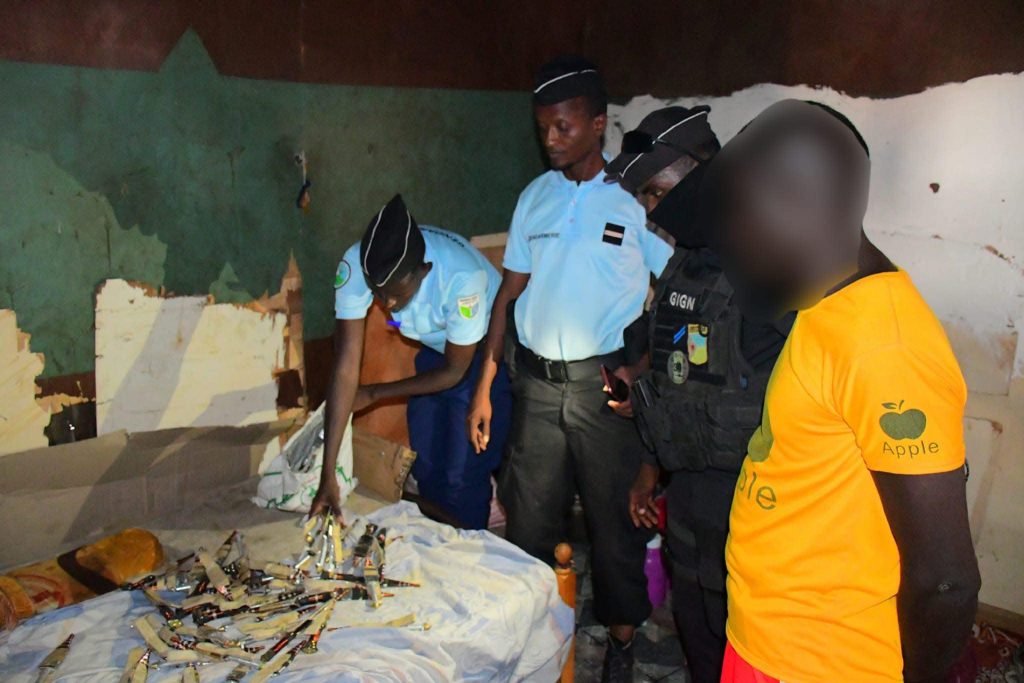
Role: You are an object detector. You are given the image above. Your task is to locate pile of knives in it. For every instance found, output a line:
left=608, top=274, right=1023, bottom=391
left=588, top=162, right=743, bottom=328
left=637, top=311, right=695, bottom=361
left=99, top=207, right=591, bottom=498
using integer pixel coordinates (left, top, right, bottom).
left=35, top=513, right=420, bottom=682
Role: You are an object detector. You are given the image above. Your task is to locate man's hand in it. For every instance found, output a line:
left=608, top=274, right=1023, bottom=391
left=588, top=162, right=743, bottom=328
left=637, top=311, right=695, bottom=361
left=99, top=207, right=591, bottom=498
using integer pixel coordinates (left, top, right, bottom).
left=872, top=468, right=980, bottom=682
left=309, top=479, right=343, bottom=521
left=466, top=391, right=493, bottom=454
left=352, top=384, right=376, bottom=412
left=607, top=396, right=634, bottom=418
left=467, top=270, right=528, bottom=454
left=318, top=318, right=363, bottom=525
left=629, top=463, right=660, bottom=528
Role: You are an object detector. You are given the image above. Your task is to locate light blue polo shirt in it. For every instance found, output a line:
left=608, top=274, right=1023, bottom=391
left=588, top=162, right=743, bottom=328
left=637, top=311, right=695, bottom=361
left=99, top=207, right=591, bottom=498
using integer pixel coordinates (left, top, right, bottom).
left=334, top=226, right=500, bottom=354
left=504, top=167, right=673, bottom=362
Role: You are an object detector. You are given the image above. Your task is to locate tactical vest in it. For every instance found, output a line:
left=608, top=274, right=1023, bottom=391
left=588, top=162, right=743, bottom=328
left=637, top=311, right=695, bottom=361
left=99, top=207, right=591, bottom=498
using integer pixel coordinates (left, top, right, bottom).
left=634, top=248, right=770, bottom=473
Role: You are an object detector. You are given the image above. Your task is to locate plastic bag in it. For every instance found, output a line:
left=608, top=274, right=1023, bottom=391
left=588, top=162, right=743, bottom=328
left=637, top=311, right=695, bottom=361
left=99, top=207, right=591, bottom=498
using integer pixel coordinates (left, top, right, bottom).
left=252, top=402, right=356, bottom=512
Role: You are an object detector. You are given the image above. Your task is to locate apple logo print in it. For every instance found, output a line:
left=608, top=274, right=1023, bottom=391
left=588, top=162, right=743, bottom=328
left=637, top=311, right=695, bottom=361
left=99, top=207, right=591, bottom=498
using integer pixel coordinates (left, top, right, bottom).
left=748, top=407, right=773, bottom=462
left=879, top=400, right=927, bottom=440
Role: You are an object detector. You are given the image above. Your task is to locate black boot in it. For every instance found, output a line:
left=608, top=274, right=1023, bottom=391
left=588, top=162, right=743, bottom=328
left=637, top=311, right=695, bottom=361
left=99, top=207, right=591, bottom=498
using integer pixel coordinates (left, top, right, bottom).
left=601, top=632, right=635, bottom=683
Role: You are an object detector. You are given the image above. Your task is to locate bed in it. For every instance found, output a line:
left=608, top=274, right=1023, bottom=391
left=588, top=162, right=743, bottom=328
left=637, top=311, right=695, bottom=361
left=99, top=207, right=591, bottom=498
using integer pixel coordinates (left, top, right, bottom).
left=0, top=502, right=573, bottom=682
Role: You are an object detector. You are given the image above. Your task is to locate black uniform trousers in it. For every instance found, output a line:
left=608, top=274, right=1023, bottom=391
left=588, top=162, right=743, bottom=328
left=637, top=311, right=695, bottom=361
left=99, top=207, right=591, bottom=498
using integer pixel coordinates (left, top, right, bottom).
left=498, top=367, right=652, bottom=627
left=664, top=467, right=737, bottom=683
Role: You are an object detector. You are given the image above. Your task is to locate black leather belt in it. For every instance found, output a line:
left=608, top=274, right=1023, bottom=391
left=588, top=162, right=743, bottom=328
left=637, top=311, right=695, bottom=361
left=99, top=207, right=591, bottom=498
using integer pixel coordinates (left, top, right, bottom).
left=516, top=342, right=624, bottom=383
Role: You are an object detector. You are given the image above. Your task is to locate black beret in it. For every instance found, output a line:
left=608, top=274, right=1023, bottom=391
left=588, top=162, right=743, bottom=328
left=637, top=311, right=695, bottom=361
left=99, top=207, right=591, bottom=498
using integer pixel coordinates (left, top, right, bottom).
left=533, top=55, right=605, bottom=107
left=360, top=194, right=426, bottom=288
left=606, top=105, right=720, bottom=193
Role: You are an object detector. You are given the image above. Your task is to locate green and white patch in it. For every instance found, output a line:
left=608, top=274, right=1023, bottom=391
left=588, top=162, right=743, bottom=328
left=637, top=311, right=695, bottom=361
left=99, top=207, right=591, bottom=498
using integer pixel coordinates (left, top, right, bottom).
left=334, top=259, right=351, bottom=289
left=668, top=349, right=689, bottom=384
left=457, top=293, right=481, bottom=320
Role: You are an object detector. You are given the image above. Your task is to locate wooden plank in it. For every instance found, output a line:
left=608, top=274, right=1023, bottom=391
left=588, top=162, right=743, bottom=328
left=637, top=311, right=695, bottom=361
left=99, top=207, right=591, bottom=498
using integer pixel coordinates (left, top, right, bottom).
left=250, top=253, right=305, bottom=403
left=0, top=310, right=49, bottom=455
left=470, top=232, right=507, bottom=273
left=95, top=279, right=287, bottom=435
left=977, top=602, right=1024, bottom=636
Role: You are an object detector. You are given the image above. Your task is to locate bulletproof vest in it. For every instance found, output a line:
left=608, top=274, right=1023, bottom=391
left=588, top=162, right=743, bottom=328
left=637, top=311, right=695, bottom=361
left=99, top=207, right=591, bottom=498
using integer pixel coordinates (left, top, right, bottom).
left=634, top=248, right=770, bottom=473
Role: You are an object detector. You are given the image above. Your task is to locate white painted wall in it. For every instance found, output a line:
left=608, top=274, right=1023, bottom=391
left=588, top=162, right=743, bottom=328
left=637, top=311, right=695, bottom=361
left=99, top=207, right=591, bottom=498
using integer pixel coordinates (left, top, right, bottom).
left=607, top=73, right=1024, bottom=614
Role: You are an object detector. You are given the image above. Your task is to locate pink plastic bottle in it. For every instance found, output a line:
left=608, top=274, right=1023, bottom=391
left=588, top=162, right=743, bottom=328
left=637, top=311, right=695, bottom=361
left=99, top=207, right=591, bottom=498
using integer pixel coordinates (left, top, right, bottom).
left=644, top=534, right=669, bottom=609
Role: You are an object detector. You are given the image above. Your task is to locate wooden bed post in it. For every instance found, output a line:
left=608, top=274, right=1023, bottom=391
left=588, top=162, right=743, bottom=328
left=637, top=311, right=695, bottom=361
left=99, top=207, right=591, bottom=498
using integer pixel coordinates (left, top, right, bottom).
left=555, top=542, right=575, bottom=683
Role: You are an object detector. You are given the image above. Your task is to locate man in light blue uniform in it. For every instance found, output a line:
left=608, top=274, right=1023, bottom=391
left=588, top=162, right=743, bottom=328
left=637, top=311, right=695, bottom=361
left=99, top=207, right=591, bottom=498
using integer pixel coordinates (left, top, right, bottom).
left=310, top=194, right=509, bottom=530
left=467, top=57, right=672, bottom=682
left=503, top=156, right=672, bottom=361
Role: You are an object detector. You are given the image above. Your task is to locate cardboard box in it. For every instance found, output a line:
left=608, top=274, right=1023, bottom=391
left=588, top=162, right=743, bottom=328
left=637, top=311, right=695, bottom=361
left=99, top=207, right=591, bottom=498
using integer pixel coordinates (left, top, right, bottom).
left=352, top=429, right=416, bottom=504
left=0, top=421, right=291, bottom=570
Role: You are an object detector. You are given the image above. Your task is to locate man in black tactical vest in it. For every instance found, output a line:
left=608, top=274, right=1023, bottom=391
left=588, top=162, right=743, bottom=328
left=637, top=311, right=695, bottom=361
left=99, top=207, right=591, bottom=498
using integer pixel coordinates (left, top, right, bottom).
left=604, top=106, right=794, bottom=683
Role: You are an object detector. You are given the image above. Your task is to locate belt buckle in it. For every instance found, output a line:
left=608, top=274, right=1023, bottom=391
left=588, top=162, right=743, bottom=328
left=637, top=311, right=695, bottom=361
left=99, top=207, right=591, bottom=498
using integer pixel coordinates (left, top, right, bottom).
left=544, top=359, right=567, bottom=383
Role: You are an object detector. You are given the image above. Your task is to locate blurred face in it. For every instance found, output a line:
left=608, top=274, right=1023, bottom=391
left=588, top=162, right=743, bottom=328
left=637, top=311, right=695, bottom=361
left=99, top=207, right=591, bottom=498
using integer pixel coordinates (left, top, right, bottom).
left=370, top=263, right=431, bottom=313
left=715, top=190, right=801, bottom=321
left=720, top=167, right=797, bottom=290
left=534, top=96, right=606, bottom=173
left=715, top=136, right=857, bottom=319
left=711, top=101, right=871, bottom=320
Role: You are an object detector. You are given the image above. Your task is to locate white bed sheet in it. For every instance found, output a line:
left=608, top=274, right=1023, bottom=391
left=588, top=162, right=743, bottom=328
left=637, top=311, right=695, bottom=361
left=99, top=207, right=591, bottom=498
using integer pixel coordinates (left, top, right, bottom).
left=0, top=502, right=573, bottom=682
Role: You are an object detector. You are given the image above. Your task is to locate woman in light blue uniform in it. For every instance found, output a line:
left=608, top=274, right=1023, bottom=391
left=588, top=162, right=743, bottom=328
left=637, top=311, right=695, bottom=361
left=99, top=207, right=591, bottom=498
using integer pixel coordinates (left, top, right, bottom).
left=310, top=194, right=509, bottom=529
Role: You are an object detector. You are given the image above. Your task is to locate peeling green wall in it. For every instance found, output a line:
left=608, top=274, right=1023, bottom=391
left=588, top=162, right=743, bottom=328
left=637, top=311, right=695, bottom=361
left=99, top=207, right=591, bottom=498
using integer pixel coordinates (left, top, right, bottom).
left=0, top=30, right=541, bottom=376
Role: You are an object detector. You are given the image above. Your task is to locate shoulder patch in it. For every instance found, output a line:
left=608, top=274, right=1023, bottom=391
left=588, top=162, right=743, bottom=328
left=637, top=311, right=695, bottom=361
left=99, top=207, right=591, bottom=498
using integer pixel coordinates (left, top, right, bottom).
left=334, top=259, right=351, bottom=289
left=457, top=293, right=481, bottom=320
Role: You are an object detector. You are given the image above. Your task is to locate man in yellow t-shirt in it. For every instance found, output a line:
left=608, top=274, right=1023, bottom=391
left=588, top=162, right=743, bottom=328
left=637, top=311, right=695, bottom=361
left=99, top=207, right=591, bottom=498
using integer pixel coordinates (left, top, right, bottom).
left=704, top=101, right=980, bottom=683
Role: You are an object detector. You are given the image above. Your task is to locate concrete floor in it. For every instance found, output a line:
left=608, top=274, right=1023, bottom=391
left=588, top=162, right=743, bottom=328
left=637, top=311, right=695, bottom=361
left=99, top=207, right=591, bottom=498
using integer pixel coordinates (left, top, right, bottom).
left=571, top=538, right=690, bottom=683
left=490, top=503, right=691, bottom=683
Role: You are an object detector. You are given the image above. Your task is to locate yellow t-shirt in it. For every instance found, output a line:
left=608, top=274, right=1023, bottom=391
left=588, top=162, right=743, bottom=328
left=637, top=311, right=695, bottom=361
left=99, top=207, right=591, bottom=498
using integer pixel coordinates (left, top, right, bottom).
left=725, top=270, right=967, bottom=682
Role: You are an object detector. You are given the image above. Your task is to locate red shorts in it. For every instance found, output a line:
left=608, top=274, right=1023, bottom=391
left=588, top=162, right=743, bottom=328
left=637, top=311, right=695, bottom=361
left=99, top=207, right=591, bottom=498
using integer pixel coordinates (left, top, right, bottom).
left=721, top=642, right=781, bottom=683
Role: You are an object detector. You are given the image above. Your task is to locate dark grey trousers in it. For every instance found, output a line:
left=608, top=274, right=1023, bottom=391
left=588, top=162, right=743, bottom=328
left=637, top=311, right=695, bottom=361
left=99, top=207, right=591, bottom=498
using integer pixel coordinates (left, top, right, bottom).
left=498, top=369, right=652, bottom=627
left=665, top=468, right=736, bottom=683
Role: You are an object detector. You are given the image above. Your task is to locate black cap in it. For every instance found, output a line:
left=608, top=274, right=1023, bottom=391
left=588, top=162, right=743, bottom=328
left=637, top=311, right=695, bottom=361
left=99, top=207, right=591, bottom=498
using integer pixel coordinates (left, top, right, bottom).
left=606, top=105, right=720, bottom=193
left=533, top=55, right=605, bottom=107
left=359, top=194, right=426, bottom=288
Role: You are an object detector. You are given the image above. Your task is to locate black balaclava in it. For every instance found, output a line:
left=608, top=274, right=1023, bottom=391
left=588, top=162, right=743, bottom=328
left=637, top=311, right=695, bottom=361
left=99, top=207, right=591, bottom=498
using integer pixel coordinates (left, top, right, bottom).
left=605, top=105, right=719, bottom=248
left=648, top=163, right=709, bottom=248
